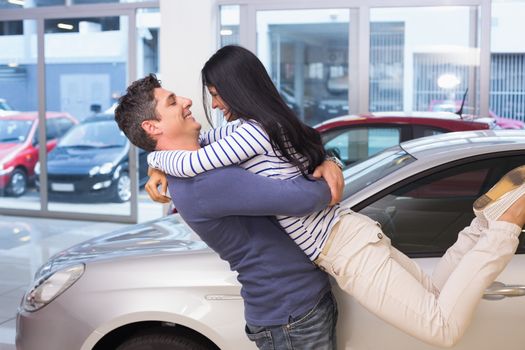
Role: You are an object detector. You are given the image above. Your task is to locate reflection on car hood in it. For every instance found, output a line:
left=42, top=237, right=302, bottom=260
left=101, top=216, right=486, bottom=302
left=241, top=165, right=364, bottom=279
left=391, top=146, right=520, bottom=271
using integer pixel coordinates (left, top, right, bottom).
left=37, top=215, right=208, bottom=278
left=47, top=146, right=126, bottom=174
left=0, top=143, right=22, bottom=160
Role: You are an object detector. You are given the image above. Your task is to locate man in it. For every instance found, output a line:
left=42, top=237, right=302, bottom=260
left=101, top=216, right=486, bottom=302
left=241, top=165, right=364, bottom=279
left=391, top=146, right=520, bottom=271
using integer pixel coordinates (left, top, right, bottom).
left=115, top=74, right=341, bottom=349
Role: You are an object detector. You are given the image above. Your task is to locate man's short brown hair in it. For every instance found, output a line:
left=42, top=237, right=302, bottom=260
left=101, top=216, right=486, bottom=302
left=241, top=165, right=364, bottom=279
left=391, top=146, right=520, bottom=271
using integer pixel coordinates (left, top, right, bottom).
left=115, top=74, right=161, bottom=152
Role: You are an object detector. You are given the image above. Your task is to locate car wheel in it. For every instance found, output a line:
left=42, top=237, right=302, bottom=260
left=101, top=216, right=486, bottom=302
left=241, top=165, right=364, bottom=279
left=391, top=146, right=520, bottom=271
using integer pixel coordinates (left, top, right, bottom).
left=6, top=168, right=27, bottom=197
left=114, top=171, right=131, bottom=203
left=116, top=331, right=213, bottom=350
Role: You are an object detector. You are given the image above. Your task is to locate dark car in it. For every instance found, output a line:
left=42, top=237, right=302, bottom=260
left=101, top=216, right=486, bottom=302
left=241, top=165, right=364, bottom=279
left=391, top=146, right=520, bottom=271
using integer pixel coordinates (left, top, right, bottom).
left=316, top=111, right=492, bottom=166
left=36, top=114, right=148, bottom=202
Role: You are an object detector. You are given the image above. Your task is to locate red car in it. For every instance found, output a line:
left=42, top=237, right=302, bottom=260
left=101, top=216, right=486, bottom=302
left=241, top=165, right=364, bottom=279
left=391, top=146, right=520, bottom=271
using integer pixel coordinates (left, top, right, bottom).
left=0, top=112, right=78, bottom=196
left=316, top=112, right=492, bottom=166
left=429, top=99, right=525, bottom=130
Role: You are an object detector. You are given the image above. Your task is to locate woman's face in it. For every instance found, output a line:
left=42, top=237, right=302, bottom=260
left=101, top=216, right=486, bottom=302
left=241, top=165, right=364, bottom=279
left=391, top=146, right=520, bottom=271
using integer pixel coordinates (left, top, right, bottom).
left=207, top=85, right=234, bottom=121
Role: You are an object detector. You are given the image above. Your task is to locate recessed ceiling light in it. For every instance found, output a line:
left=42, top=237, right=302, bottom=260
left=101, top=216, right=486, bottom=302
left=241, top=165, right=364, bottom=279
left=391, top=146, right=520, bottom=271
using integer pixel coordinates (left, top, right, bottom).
left=57, top=23, right=74, bottom=30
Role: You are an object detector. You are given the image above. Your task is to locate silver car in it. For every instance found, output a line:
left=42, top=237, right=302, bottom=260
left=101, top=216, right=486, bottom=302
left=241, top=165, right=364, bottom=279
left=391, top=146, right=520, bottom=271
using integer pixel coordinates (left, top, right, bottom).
left=16, top=130, right=525, bottom=350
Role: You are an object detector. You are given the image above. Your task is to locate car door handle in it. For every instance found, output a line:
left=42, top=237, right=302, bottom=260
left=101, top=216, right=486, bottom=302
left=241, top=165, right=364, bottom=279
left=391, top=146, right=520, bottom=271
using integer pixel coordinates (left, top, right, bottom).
left=483, top=281, right=525, bottom=300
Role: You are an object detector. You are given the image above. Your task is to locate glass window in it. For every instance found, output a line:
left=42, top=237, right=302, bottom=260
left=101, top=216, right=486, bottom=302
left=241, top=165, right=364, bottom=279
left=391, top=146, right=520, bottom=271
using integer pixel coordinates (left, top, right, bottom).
left=342, top=147, right=415, bottom=199
left=0, top=0, right=155, bottom=9
left=323, top=127, right=401, bottom=166
left=358, top=155, right=525, bottom=257
left=54, top=117, right=76, bottom=136
left=0, top=0, right=64, bottom=10
left=490, top=0, right=525, bottom=125
left=136, top=8, right=160, bottom=79
left=412, top=125, right=446, bottom=138
left=0, top=119, right=33, bottom=143
left=45, top=17, right=120, bottom=34
left=220, top=5, right=240, bottom=47
left=44, top=16, right=132, bottom=214
left=0, top=20, right=39, bottom=207
left=257, top=9, right=350, bottom=126
left=369, top=7, right=480, bottom=115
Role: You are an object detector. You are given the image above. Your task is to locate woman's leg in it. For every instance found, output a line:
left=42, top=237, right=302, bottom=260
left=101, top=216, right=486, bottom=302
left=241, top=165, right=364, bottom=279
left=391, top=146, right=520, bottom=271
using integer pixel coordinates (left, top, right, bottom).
left=354, top=215, right=484, bottom=296
left=316, top=212, right=521, bottom=347
left=431, top=216, right=485, bottom=290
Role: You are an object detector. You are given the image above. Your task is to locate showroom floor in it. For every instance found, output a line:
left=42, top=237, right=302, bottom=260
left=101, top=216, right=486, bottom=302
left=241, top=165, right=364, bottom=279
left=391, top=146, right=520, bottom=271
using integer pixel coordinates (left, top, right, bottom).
left=0, top=193, right=165, bottom=348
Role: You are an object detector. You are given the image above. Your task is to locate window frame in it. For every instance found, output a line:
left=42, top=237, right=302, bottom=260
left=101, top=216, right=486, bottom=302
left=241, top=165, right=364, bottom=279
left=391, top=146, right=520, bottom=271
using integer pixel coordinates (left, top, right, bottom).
left=350, top=150, right=525, bottom=257
left=0, top=1, right=159, bottom=223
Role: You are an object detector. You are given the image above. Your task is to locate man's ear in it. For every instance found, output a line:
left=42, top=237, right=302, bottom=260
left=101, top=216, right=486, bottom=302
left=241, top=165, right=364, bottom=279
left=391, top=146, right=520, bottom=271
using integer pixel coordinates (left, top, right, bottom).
left=141, top=119, right=161, bottom=136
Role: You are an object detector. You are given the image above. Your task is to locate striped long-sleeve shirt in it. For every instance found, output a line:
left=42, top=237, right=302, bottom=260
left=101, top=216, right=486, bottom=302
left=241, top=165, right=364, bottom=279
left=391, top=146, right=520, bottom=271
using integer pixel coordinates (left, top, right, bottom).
left=148, top=119, right=350, bottom=261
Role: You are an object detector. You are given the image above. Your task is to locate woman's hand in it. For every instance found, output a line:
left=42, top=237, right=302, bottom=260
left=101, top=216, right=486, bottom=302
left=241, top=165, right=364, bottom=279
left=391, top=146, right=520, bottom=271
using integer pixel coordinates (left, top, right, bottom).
left=312, top=160, right=344, bottom=206
left=145, top=167, right=171, bottom=204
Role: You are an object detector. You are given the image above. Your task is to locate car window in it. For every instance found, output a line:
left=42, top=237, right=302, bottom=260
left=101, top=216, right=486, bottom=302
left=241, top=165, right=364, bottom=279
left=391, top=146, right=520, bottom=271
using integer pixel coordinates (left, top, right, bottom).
left=0, top=119, right=33, bottom=143
left=54, top=118, right=75, bottom=137
left=342, top=146, right=416, bottom=199
left=58, top=120, right=127, bottom=148
left=403, top=169, right=488, bottom=198
left=34, top=119, right=61, bottom=143
left=412, top=125, right=445, bottom=138
left=46, top=119, right=61, bottom=140
left=357, top=155, right=525, bottom=257
left=323, top=127, right=401, bottom=165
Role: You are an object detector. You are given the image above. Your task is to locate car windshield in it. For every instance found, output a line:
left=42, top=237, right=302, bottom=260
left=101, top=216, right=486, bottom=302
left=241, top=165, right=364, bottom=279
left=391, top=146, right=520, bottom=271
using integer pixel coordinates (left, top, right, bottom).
left=0, top=119, right=33, bottom=143
left=58, top=120, right=127, bottom=148
left=342, top=146, right=416, bottom=199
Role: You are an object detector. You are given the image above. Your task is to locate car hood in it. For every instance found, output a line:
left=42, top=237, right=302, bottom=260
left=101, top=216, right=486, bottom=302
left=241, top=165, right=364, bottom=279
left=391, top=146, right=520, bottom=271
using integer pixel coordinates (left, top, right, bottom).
left=0, top=143, right=22, bottom=161
left=37, top=215, right=208, bottom=278
left=47, top=146, right=127, bottom=174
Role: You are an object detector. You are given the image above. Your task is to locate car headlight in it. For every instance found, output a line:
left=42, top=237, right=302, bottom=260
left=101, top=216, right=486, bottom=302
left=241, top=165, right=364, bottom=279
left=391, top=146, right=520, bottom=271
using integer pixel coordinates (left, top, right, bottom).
left=22, top=264, right=84, bottom=312
left=89, top=162, right=114, bottom=176
left=99, top=162, right=114, bottom=174
left=89, top=165, right=100, bottom=177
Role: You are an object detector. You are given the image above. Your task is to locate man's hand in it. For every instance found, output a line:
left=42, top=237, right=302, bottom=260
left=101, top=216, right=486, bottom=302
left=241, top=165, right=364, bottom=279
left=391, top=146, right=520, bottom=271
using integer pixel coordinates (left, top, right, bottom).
left=145, top=167, right=171, bottom=204
left=312, top=160, right=344, bottom=206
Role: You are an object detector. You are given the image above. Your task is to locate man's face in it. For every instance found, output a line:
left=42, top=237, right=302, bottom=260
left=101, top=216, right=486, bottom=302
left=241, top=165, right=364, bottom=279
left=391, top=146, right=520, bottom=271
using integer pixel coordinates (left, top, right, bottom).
left=151, top=87, right=201, bottom=146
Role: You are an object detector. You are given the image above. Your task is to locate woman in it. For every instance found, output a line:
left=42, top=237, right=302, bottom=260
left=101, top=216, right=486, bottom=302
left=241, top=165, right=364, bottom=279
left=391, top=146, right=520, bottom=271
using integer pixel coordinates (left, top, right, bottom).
left=147, top=45, right=525, bottom=347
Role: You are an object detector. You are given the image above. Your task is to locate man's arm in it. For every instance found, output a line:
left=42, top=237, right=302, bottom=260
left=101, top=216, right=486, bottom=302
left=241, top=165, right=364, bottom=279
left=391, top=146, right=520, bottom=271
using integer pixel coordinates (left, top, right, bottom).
left=190, top=167, right=331, bottom=218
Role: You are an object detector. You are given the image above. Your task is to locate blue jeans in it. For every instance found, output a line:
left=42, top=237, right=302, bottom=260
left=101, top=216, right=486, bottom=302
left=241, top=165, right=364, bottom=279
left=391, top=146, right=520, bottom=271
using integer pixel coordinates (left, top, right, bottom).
left=245, top=291, right=338, bottom=350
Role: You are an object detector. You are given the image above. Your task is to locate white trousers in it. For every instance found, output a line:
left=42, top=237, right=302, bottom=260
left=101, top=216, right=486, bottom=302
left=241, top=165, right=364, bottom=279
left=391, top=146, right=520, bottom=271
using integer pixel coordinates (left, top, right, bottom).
left=315, top=212, right=521, bottom=348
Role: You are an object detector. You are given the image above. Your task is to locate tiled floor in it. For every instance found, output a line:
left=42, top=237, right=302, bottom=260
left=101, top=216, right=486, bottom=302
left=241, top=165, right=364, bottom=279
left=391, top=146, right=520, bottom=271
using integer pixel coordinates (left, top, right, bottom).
left=0, top=194, right=165, bottom=348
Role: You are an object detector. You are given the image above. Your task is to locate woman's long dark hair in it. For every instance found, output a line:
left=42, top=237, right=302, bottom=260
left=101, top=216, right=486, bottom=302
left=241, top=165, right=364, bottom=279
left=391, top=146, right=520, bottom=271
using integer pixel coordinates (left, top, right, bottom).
left=201, top=45, right=326, bottom=176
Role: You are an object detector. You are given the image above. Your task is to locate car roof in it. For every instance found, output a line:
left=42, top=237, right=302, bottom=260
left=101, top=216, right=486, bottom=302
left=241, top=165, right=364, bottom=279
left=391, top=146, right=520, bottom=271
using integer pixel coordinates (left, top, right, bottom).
left=401, top=129, right=525, bottom=160
left=315, top=111, right=491, bottom=131
left=342, top=130, right=525, bottom=208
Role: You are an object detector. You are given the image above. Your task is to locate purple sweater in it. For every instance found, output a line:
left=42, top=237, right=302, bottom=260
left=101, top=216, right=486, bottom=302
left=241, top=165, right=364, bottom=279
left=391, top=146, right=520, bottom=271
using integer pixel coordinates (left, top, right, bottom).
left=167, top=166, right=331, bottom=326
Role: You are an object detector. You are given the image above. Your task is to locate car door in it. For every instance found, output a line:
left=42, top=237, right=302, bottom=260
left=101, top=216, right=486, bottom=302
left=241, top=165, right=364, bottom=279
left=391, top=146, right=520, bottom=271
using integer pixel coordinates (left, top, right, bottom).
left=322, top=125, right=406, bottom=166
left=336, top=153, right=525, bottom=350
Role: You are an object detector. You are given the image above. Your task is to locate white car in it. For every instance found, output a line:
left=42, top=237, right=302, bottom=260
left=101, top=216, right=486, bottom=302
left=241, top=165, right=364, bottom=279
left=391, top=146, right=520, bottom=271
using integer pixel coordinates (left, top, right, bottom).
left=16, top=130, right=525, bottom=350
